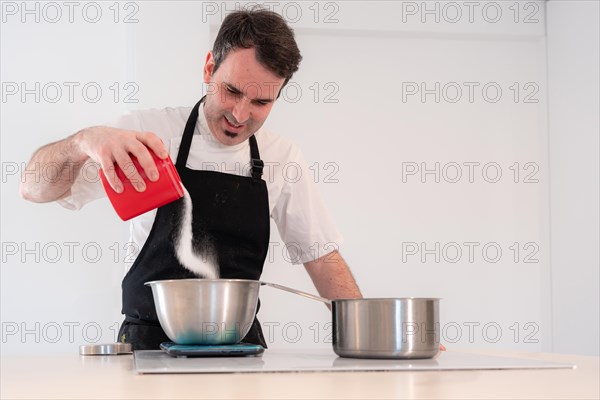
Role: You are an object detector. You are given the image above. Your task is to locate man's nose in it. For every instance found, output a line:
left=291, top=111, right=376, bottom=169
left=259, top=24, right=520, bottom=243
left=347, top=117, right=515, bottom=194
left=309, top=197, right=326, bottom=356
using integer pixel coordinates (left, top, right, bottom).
left=231, top=98, right=250, bottom=124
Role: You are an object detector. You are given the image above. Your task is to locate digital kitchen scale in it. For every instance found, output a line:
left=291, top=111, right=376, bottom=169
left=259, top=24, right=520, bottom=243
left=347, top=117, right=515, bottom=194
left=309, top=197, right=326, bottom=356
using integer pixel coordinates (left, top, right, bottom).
left=160, top=342, right=265, bottom=357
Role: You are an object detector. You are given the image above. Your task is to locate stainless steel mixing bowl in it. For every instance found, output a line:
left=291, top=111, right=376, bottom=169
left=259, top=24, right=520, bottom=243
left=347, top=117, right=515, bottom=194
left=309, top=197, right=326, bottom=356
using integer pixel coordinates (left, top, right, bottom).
left=144, top=279, right=260, bottom=345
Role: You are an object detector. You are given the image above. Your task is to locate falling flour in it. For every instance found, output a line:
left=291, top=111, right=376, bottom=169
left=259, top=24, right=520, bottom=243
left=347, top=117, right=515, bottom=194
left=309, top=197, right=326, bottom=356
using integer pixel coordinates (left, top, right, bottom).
left=174, top=187, right=219, bottom=279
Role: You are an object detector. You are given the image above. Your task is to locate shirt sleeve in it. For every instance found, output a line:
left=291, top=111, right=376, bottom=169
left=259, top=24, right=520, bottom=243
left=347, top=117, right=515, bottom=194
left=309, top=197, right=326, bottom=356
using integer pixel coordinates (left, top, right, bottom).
left=56, top=112, right=142, bottom=211
left=270, top=147, right=344, bottom=265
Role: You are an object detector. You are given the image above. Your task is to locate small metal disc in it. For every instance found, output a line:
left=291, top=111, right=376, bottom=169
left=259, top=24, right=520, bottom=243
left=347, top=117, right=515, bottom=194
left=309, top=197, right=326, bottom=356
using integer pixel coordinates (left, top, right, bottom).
left=79, top=343, right=133, bottom=355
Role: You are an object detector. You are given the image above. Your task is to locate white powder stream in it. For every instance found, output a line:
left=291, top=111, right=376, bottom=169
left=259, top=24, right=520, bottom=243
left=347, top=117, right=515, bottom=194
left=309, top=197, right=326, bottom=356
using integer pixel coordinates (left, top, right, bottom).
left=174, top=187, right=219, bottom=278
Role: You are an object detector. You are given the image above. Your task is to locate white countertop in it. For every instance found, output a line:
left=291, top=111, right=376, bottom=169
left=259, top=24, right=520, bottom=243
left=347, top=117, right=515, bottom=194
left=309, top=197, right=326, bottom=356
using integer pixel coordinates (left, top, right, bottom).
left=2, top=348, right=599, bottom=399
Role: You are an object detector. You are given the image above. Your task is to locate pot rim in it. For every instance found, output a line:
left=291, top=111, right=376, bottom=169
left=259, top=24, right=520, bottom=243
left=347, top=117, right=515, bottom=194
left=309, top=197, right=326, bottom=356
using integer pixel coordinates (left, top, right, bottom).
left=331, top=297, right=441, bottom=302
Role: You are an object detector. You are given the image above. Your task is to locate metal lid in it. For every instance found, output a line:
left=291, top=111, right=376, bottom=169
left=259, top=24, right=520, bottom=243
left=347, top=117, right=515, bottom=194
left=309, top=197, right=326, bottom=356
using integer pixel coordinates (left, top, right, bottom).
left=79, top=343, right=132, bottom=356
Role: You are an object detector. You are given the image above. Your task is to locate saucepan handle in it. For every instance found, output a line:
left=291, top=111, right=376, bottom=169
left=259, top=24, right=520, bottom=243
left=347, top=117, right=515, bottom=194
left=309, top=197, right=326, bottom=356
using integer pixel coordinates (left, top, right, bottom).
left=259, top=281, right=332, bottom=305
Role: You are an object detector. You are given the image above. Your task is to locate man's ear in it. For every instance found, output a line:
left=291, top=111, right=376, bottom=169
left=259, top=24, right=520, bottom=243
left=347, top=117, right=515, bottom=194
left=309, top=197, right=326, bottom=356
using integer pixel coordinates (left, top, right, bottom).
left=203, top=51, right=215, bottom=83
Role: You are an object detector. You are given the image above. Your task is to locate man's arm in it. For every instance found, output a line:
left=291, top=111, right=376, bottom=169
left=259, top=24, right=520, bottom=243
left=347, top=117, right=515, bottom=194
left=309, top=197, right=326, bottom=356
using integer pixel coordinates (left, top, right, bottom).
left=20, top=127, right=168, bottom=203
left=304, top=250, right=362, bottom=300
left=19, top=132, right=88, bottom=203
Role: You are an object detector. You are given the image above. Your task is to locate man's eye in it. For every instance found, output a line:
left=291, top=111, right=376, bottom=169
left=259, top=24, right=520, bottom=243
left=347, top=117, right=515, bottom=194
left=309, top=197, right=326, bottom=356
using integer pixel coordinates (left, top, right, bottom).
left=256, top=101, right=268, bottom=106
left=225, top=86, right=240, bottom=95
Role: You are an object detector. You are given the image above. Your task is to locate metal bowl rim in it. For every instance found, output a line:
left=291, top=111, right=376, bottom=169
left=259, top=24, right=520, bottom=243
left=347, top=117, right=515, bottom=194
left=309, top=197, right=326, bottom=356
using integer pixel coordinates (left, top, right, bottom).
left=144, top=278, right=260, bottom=286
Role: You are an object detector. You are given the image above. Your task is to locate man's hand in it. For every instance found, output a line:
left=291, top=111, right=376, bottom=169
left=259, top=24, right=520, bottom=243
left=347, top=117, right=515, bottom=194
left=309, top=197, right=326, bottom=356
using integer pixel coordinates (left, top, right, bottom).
left=20, top=126, right=168, bottom=203
left=77, top=127, right=168, bottom=193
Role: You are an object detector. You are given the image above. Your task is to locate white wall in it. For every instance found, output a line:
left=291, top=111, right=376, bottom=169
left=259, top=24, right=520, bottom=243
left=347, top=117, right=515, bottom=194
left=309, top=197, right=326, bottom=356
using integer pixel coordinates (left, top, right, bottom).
left=546, top=0, right=600, bottom=356
left=1, top=1, right=597, bottom=356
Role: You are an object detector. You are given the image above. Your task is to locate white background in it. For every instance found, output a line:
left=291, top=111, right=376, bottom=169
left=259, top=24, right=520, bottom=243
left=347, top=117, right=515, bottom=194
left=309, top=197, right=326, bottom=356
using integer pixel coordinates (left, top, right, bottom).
left=1, top=1, right=598, bottom=356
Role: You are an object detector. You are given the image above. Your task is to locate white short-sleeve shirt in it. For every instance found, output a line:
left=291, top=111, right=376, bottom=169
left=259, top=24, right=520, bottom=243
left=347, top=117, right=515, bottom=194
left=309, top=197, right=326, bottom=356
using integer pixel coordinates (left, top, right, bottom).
left=58, top=104, right=343, bottom=265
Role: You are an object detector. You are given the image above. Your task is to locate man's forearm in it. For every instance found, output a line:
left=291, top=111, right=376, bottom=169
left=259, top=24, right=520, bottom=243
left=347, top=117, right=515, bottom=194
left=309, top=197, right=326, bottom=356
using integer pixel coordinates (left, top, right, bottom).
left=304, top=250, right=362, bottom=300
left=20, top=131, right=88, bottom=203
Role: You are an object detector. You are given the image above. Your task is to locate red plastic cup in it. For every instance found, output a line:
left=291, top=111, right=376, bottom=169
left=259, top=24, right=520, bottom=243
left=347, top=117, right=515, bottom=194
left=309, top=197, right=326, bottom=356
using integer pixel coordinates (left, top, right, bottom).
left=99, top=150, right=184, bottom=221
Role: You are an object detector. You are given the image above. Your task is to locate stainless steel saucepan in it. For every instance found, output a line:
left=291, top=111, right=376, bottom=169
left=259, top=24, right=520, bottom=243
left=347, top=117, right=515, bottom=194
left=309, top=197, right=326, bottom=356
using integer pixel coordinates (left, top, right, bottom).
left=145, top=279, right=440, bottom=359
left=262, top=282, right=440, bottom=359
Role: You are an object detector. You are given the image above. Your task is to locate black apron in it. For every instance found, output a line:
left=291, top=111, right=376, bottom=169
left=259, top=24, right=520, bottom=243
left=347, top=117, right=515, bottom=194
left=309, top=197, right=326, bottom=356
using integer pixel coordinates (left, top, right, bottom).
left=118, top=98, right=270, bottom=350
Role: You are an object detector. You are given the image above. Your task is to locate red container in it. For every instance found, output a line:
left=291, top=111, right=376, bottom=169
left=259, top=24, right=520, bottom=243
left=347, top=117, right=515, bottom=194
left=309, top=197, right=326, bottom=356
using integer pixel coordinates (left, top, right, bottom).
left=100, top=150, right=184, bottom=221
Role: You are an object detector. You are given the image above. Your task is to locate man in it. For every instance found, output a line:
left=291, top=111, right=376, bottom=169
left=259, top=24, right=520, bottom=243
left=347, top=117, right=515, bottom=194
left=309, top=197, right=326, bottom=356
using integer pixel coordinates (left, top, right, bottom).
left=20, top=9, right=362, bottom=350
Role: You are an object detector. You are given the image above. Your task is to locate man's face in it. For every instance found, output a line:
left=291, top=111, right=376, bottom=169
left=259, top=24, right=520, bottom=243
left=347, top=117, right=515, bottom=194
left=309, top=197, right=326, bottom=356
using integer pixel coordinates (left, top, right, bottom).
left=202, top=47, right=286, bottom=146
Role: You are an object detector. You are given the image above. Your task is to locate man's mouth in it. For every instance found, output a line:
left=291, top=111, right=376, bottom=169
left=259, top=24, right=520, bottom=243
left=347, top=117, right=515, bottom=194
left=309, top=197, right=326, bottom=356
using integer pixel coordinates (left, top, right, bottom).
left=224, top=116, right=244, bottom=131
left=223, top=116, right=246, bottom=139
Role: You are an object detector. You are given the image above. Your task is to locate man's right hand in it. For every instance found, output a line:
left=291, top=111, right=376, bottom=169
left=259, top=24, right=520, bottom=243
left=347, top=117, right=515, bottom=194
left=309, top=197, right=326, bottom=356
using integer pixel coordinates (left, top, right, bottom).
left=77, top=127, right=169, bottom=193
left=20, top=126, right=168, bottom=203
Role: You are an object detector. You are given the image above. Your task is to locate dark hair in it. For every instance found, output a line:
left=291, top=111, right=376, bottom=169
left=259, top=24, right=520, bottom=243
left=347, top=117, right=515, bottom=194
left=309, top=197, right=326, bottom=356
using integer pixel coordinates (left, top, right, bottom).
left=212, top=9, right=302, bottom=88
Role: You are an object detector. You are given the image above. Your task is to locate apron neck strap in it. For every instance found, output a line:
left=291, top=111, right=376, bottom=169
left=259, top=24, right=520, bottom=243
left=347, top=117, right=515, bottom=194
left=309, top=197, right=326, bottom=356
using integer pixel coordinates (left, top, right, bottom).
left=175, top=97, right=204, bottom=169
left=175, top=96, right=264, bottom=180
left=249, top=135, right=264, bottom=180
